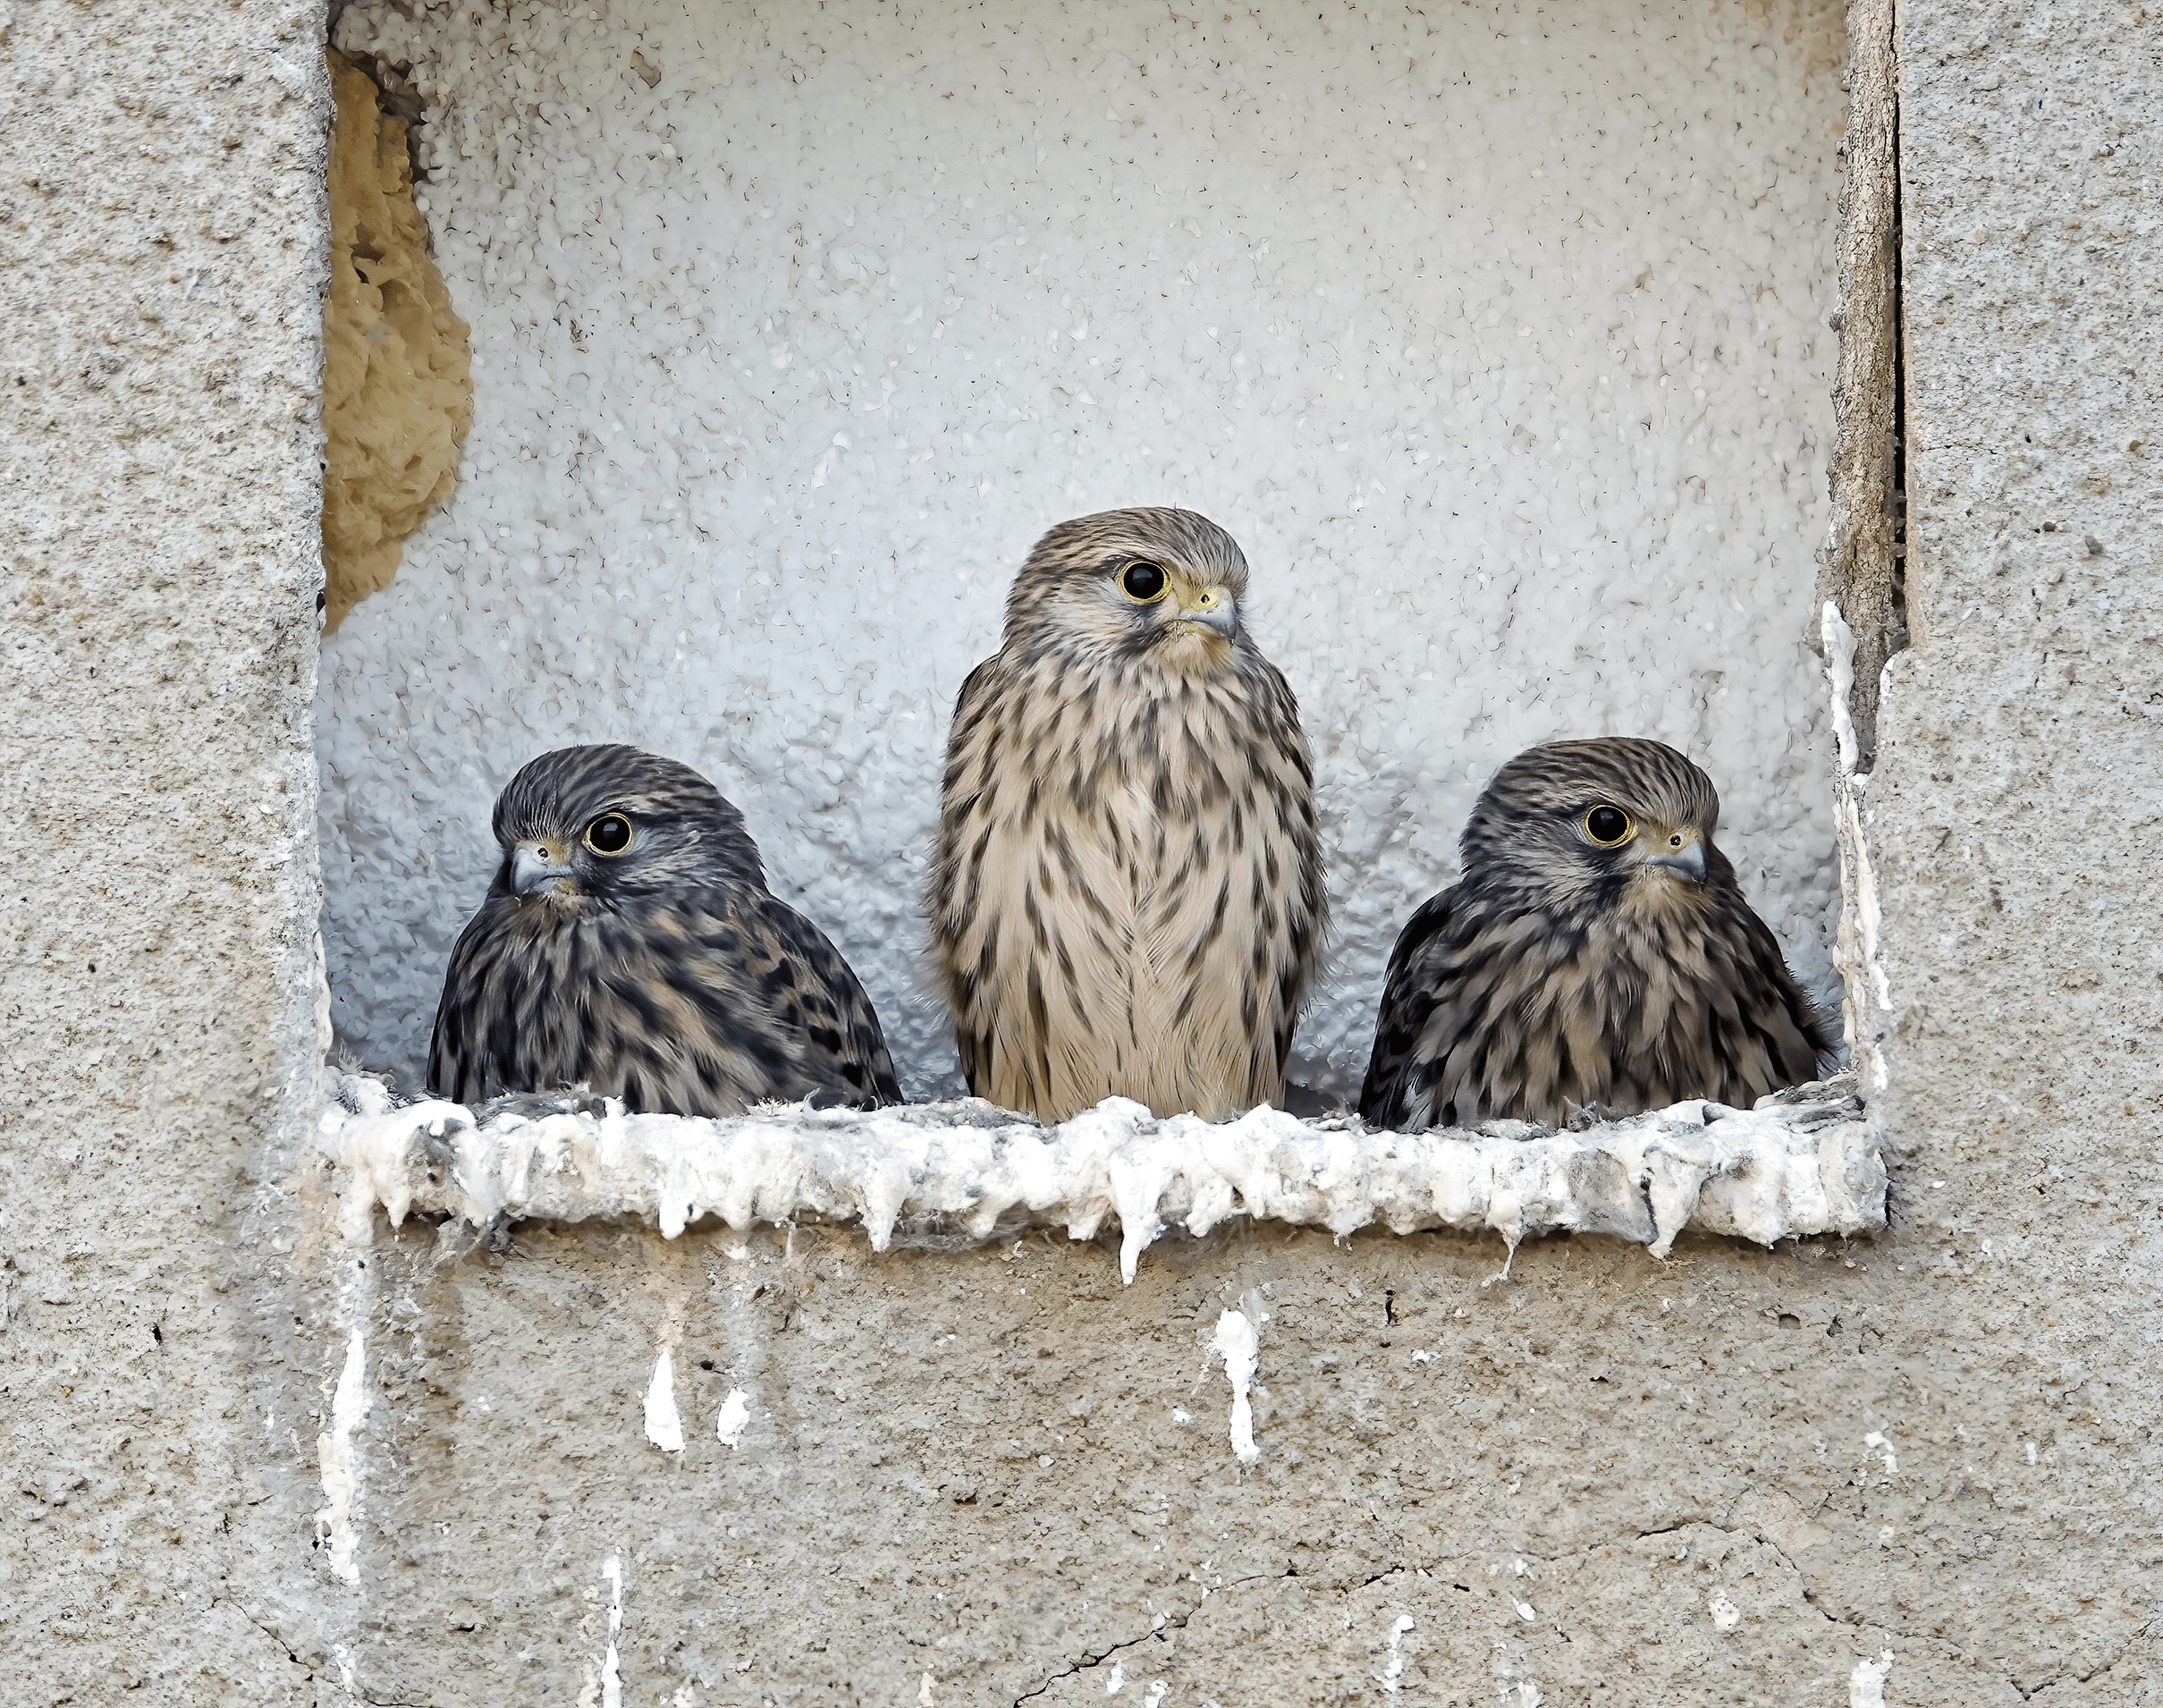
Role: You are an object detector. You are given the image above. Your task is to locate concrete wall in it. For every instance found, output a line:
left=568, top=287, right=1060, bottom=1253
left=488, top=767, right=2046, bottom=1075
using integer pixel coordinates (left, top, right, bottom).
left=2, top=2, right=2159, bottom=1706
left=0, top=0, right=333, bottom=1702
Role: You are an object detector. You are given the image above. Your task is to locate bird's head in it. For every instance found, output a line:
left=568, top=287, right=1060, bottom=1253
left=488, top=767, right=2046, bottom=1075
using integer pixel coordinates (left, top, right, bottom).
left=487, top=744, right=765, bottom=907
left=1001, top=507, right=1254, bottom=677
left=1458, top=737, right=1733, bottom=916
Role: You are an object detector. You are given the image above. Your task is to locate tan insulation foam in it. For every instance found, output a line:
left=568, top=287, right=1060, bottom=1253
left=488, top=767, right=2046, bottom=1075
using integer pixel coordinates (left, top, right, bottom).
left=320, top=47, right=470, bottom=631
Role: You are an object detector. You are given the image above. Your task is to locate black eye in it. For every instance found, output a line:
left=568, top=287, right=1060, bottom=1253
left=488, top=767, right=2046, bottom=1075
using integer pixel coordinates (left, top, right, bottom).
left=1583, top=806, right=1633, bottom=847
left=1119, top=561, right=1168, bottom=604
left=583, top=814, right=634, bottom=856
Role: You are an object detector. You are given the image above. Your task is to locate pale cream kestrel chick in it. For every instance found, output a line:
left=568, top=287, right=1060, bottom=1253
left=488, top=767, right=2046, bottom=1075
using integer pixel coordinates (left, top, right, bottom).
left=1358, top=737, right=1838, bottom=1131
left=927, top=508, right=1327, bottom=1124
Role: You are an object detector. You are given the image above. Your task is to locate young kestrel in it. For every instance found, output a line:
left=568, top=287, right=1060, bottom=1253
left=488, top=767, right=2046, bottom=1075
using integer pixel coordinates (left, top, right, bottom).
left=428, top=744, right=900, bottom=1115
left=1358, top=738, right=1836, bottom=1131
left=927, top=508, right=1326, bottom=1123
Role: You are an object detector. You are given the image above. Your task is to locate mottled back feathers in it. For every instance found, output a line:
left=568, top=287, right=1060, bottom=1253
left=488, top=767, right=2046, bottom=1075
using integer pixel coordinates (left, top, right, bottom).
left=429, top=744, right=900, bottom=1116
left=1359, top=738, right=1834, bottom=1130
left=927, top=508, right=1326, bottom=1122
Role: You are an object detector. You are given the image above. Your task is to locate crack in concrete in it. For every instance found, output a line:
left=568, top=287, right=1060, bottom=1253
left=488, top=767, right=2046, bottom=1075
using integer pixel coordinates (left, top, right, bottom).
left=1010, top=1569, right=1294, bottom=1706
left=1624, top=1521, right=1888, bottom=1647
left=234, top=1601, right=430, bottom=1708
left=1714, top=1533, right=2134, bottom=1708
left=1384, top=1522, right=1919, bottom=1654
left=231, top=1602, right=311, bottom=1680
left=2019, top=1623, right=2157, bottom=1704
left=1344, top=1526, right=2102, bottom=1704
left=233, top=1603, right=445, bottom=1708
left=1010, top=1612, right=1191, bottom=1706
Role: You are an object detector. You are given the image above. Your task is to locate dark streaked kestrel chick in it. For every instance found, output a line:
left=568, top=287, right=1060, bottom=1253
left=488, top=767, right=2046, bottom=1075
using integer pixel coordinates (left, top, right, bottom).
left=428, top=744, right=900, bottom=1115
left=927, top=507, right=1327, bottom=1124
left=1358, top=738, right=1836, bottom=1131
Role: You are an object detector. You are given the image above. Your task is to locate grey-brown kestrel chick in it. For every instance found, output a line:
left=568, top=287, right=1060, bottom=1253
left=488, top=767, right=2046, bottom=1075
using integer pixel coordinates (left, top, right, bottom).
left=927, top=508, right=1326, bottom=1124
left=428, top=744, right=900, bottom=1115
left=1358, top=738, right=1836, bottom=1131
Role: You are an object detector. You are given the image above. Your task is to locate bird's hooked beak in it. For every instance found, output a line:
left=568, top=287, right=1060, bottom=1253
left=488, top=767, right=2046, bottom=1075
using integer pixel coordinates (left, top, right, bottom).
left=1172, top=583, right=1238, bottom=640
left=1643, top=826, right=1707, bottom=885
left=511, top=838, right=575, bottom=896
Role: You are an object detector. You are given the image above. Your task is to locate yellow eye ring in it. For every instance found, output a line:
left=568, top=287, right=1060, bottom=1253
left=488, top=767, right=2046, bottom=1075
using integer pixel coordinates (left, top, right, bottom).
left=1118, top=560, right=1170, bottom=604
left=1582, top=805, right=1634, bottom=848
left=583, top=814, right=635, bottom=857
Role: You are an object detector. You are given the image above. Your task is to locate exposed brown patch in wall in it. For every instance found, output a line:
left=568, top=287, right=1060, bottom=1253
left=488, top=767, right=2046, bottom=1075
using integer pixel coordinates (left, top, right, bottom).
left=321, top=47, right=471, bottom=632
left=1816, top=0, right=1905, bottom=767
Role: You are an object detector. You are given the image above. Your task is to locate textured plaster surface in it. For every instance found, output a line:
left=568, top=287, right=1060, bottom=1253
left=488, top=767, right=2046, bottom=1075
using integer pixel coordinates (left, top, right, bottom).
left=1838, top=0, right=2163, bottom=1692
left=0, top=0, right=330, bottom=1702
left=318, top=1215, right=2134, bottom=1706
left=4, top=0, right=2162, bottom=1704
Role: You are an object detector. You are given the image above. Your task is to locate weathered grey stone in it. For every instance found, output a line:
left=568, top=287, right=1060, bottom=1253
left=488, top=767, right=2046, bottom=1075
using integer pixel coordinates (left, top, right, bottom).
left=3, top=0, right=2159, bottom=1703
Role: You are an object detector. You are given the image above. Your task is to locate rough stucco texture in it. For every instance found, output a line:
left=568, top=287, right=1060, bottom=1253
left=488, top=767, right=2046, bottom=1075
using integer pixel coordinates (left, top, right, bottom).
left=315, top=1213, right=2120, bottom=1707
left=6, top=0, right=2163, bottom=1704
left=0, top=0, right=328, bottom=1703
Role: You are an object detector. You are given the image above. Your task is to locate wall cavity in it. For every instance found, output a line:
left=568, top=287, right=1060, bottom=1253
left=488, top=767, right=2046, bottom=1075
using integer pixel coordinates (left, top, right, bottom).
left=317, top=0, right=1850, bottom=1099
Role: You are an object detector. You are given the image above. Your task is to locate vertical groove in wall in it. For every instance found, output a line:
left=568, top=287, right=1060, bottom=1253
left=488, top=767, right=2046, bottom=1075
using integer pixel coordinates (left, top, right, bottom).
left=1885, top=0, right=1910, bottom=668
left=1819, top=0, right=1905, bottom=770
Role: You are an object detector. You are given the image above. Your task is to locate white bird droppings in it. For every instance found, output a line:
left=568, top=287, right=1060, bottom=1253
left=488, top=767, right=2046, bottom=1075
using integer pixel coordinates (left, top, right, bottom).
left=1212, top=1308, right=1263, bottom=1464
left=1378, top=1615, right=1416, bottom=1692
left=1821, top=601, right=1861, bottom=774
left=326, top=1080, right=1885, bottom=1268
left=716, top=1388, right=751, bottom=1449
left=600, top=1556, right=625, bottom=1708
left=315, top=1330, right=369, bottom=1585
left=1849, top=1651, right=1893, bottom=1708
left=643, top=1349, right=684, bottom=1454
